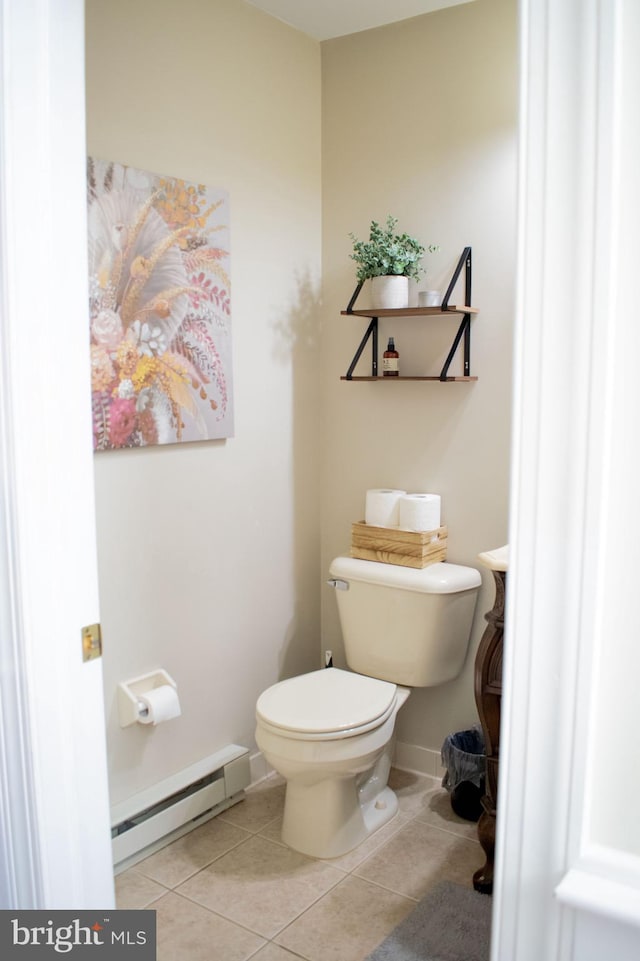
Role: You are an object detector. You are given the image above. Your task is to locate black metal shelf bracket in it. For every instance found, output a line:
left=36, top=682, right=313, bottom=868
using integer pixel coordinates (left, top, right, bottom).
left=439, top=246, right=472, bottom=380
left=345, top=281, right=364, bottom=314
left=345, top=317, right=378, bottom=379
left=342, top=246, right=473, bottom=380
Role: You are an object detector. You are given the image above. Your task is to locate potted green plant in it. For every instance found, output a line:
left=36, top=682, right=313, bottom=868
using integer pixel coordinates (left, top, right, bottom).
left=349, top=215, right=437, bottom=308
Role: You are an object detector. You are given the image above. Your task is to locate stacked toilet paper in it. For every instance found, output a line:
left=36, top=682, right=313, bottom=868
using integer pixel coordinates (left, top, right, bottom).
left=364, top=489, right=406, bottom=527
left=364, top=489, right=442, bottom=532
left=398, top=493, right=441, bottom=532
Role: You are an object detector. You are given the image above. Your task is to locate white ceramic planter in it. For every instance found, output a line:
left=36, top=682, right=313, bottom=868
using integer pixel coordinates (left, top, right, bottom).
left=370, top=275, right=409, bottom=309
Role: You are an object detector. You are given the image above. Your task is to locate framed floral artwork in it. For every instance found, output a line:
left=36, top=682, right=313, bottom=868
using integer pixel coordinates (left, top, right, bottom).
left=87, top=158, right=233, bottom=450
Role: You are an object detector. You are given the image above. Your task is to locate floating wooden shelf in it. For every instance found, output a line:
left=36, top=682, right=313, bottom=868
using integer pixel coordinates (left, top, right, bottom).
left=340, top=375, right=478, bottom=382
left=340, top=305, right=479, bottom=318
left=341, top=247, right=478, bottom=381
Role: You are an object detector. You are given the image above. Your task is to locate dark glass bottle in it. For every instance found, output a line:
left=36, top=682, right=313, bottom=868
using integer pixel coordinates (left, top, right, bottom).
left=383, top=337, right=399, bottom=377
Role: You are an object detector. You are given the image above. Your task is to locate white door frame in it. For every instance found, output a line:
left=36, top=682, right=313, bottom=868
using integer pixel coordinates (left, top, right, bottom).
left=3, top=0, right=638, bottom=939
left=0, top=0, right=114, bottom=908
left=493, top=0, right=640, bottom=958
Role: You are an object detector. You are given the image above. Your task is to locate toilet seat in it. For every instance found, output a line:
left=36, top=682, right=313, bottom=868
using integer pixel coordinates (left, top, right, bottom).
left=256, top=667, right=397, bottom=741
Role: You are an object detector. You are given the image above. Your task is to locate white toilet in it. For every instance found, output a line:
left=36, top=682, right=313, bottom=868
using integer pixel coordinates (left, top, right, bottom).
left=255, top=556, right=481, bottom=859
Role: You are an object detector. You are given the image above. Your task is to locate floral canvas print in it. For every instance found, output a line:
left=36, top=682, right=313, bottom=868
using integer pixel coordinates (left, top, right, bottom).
left=87, top=158, right=233, bottom=450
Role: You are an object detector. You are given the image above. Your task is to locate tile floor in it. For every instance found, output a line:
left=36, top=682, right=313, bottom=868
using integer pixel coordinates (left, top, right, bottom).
left=115, top=768, right=486, bottom=961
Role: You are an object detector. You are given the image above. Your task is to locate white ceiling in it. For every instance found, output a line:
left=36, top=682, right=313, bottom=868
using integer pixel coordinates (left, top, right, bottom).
left=245, top=0, right=476, bottom=41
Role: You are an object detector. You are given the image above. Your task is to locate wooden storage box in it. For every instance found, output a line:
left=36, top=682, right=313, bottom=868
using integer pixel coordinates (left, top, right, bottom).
left=351, top=521, right=448, bottom=569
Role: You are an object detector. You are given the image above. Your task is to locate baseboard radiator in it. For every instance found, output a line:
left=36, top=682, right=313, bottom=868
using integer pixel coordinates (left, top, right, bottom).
left=111, top=744, right=250, bottom=873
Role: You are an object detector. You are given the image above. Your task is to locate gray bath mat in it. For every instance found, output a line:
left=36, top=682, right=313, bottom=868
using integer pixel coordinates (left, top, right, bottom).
left=365, top=881, right=491, bottom=961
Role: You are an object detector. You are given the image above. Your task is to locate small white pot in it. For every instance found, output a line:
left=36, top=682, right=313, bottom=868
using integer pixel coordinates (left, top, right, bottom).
left=370, top=275, right=409, bottom=309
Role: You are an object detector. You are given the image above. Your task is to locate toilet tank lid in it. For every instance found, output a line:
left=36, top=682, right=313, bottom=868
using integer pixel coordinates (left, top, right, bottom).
left=329, top=557, right=481, bottom=594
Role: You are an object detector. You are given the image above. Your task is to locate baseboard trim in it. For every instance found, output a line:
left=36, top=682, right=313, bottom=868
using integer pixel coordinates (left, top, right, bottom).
left=393, top=741, right=445, bottom=781
left=249, top=750, right=275, bottom=786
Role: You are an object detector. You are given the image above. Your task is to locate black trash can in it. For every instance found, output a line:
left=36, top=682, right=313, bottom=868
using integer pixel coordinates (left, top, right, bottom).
left=441, top=726, right=486, bottom=822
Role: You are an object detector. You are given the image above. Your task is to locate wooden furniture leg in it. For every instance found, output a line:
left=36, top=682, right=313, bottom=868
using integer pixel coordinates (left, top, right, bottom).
left=473, top=566, right=506, bottom=895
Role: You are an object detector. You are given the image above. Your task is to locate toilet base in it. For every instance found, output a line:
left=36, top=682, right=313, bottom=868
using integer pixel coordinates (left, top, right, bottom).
left=256, top=683, right=411, bottom=860
left=281, top=776, right=399, bottom=859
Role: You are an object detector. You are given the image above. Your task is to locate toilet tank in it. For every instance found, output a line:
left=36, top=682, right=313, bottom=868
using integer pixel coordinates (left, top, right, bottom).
left=328, top=557, right=481, bottom=687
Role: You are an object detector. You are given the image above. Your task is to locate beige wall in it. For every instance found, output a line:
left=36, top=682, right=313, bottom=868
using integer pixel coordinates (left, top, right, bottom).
left=320, top=0, right=518, bottom=756
left=86, top=0, right=517, bottom=807
left=85, top=0, right=322, bottom=804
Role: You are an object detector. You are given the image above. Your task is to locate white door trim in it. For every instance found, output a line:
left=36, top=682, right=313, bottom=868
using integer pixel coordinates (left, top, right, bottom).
left=0, top=0, right=114, bottom=908
left=494, top=0, right=640, bottom=957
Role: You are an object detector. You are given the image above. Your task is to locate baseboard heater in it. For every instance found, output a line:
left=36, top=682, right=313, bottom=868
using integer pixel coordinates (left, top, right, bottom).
left=110, top=744, right=251, bottom=873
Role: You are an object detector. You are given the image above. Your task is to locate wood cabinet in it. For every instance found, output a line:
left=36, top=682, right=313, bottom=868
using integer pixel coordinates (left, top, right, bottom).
left=473, top=546, right=508, bottom=895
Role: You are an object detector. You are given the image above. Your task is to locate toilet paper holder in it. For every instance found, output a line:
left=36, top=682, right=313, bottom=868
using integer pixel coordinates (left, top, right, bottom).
left=117, top=669, right=179, bottom=728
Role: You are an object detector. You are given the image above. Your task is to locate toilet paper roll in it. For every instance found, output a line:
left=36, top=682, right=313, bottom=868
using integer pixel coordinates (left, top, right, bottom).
left=138, top=685, right=182, bottom=726
left=365, top=489, right=406, bottom=527
left=398, top=493, right=441, bottom=532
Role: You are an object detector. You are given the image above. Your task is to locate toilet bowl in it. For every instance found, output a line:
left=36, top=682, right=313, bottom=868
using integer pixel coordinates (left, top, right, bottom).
left=255, top=557, right=481, bottom=859
left=255, top=667, right=410, bottom=859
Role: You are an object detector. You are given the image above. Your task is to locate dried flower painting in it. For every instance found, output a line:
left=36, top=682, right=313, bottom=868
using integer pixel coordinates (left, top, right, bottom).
left=87, top=158, right=233, bottom=450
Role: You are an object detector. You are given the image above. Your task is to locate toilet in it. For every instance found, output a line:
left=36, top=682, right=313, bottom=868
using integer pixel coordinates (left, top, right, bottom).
left=255, top=556, right=481, bottom=859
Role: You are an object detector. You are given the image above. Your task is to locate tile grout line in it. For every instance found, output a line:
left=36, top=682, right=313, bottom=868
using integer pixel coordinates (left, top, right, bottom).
left=115, top=776, right=484, bottom=959
left=159, top=886, right=274, bottom=944
left=411, top=815, right=481, bottom=843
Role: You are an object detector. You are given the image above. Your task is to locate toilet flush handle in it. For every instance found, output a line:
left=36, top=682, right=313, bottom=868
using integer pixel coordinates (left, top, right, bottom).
left=327, top=578, right=349, bottom=591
